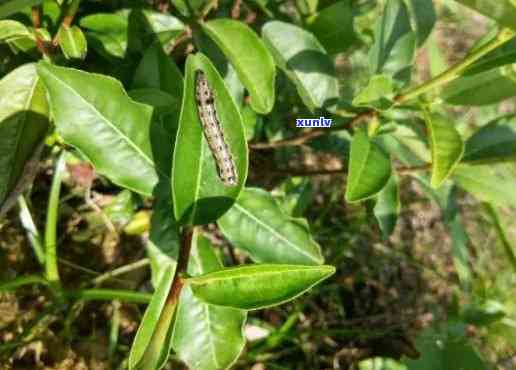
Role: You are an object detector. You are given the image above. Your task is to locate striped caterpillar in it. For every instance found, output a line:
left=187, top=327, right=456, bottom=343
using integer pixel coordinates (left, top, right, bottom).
left=194, top=69, right=238, bottom=187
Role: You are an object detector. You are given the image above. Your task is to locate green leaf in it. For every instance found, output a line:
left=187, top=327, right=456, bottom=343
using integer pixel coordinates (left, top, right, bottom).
left=188, top=264, right=335, bottom=310
left=172, top=231, right=246, bottom=370
left=466, top=36, right=516, bottom=75
left=306, top=0, right=356, bottom=55
left=346, top=130, right=392, bottom=202
left=140, top=10, right=184, bottom=47
left=369, top=0, right=416, bottom=87
left=0, top=20, right=31, bottom=42
left=463, top=114, right=516, bottom=163
left=262, top=21, right=339, bottom=112
left=454, top=0, right=516, bottom=32
left=373, top=174, right=400, bottom=239
left=37, top=62, right=164, bottom=197
left=80, top=13, right=131, bottom=59
left=202, top=19, right=276, bottom=114
left=147, top=182, right=179, bottom=288
left=0, top=0, right=43, bottom=19
left=453, top=164, right=516, bottom=208
left=133, top=42, right=184, bottom=98
left=218, top=188, right=324, bottom=265
left=352, top=74, right=394, bottom=110
left=172, top=53, right=248, bottom=225
left=128, top=263, right=176, bottom=370
left=442, top=66, right=516, bottom=106
left=0, top=63, right=49, bottom=213
left=425, top=112, right=464, bottom=188
left=406, top=0, right=436, bottom=46
left=57, top=25, right=87, bottom=59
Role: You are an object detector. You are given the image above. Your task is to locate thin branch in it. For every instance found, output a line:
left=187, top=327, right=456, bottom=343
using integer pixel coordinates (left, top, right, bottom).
left=92, top=258, right=150, bottom=286
left=31, top=5, right=48, bottom=57
left=166, top=227, right=193, bottom=304
left=52, top=0, right=81, bottom=46
left=272, top=163, right=430, bottom=177
left=249, top=110, right=377, bottom=150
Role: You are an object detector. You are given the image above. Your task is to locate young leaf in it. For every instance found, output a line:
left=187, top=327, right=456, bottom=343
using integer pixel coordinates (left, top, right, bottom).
left=172, top=53, right=248, bottom=225
left=0, top=20, right=31, bottom=42
left=306, top=0, right=356, bottom=55
left=218, top=188, right=324, bottom=265
left=187, top=264, right=335, bottom=310
left=57, top=25, right=87, bottom=59
left=373, top=174, right=400, bottom=239
left=202, top=19, right=276, bottom=114
left=424, top=112, right=464, bottom=188
left=80, top=13, right=131, bottom=59
left=128, top=264, right=176, bottom=370
left=262, top=21, right=339, bottom=112
left=463, top=114, right=516, bottom=163
left=369, top=0, right=416, bottom=86
left=37, top=62, right=164, bottom=197
left=172, top=231, right=246, bottom=370
left=454, top=0, right=516, bottom=32
left=346, top=130, right=392, bottom=202
left=0, top=63, right=49, bottom=212
left=352, top=75, right=394, bottom=110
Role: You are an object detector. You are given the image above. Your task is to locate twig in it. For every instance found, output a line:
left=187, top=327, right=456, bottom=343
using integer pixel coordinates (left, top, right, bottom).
left=52, top=0, right=81, bottom=46
left=272, top=163, right=430, bottom=177
left=92, top=258, right=150, bottom=286
left=31, top=5, right=49, bottom=57
left=231, top=0, right=242, bottom=19
left=249, top=110, right=377, bottom=150
left=166, top=227, right=193, bottom=305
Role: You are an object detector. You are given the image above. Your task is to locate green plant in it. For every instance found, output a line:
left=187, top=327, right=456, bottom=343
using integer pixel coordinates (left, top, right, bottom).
left=0, top=0, right=516, bottom=369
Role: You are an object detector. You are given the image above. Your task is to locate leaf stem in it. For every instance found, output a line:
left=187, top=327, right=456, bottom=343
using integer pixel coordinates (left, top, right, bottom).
left=66, top=289, right=151, bottom=303
left=45, top=152, right=66, bottom=300
left=395, top=27, right=515, bottom=104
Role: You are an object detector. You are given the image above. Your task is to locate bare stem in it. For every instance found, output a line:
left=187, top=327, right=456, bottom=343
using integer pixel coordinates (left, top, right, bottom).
left=166, top=227, right=194, bottom=304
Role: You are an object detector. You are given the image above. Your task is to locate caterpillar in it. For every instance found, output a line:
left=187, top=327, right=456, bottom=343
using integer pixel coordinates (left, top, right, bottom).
left=194, top=69, right=238, bottom=187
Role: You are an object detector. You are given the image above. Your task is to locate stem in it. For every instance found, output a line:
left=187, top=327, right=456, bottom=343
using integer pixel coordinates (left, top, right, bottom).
left=52, top=0, right=81, bottom=46
left=273, top=163, right=430, bottom=177
left=395, top=28, right=515, bottom=104
left=483, top=203, right=516, bottom=273
left=92, top=258, right=150, bottom=286
left=166, top=227, right=194, bottom=304
left=31, top=5, right=49, bottom=57
left=0, top=275, right=49, bottom=292
left=67, top=289, right=151, bottom=303
left=249, top=110, right=376, bottom=150
left=45, top=152, right=66, bottom=299
left=18, top=196, right=45, bottom=265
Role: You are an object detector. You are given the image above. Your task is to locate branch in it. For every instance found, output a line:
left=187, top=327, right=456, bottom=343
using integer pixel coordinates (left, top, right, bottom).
left=52, top=0, right=81, bottom=46
left=249, top=110, right=377, bottom=150
left=31, top=5, right=49, bottom=57
left=166, top=227, right=193, bottom=304
left=273, top=163, right=430, bottom=177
